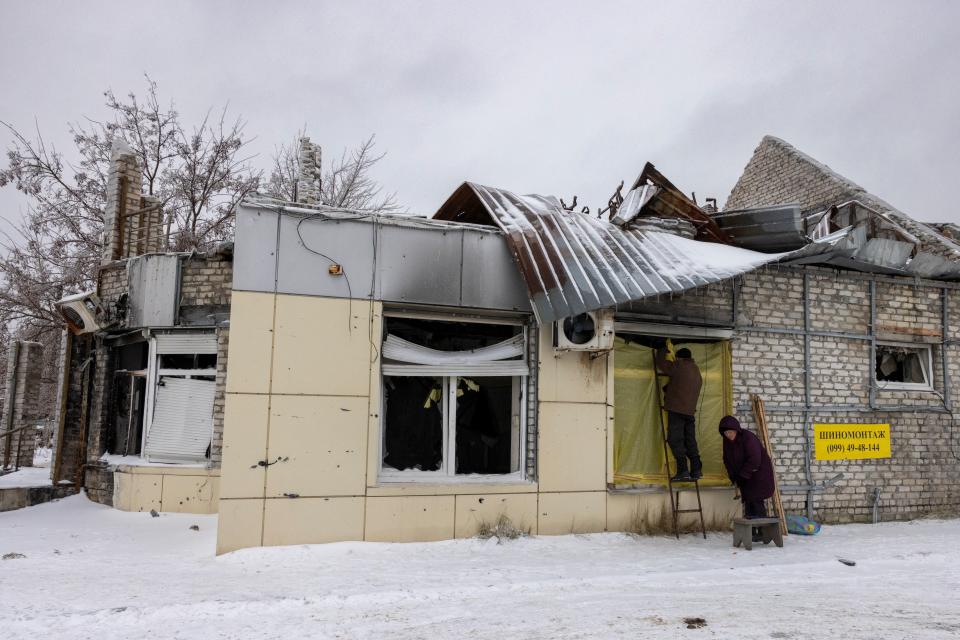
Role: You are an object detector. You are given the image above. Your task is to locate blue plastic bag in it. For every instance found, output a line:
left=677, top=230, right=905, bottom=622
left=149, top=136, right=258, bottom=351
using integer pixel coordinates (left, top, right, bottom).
left=786, top=514, right=821, bottom=535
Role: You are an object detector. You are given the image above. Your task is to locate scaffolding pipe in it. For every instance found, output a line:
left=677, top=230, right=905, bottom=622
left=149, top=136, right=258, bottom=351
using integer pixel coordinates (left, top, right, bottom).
left=869, top=280, right=878, bottom=410
left=737, top=402, right=950, bottom=414
left=942, top=288, right=952, bottom=412
left=802, top=272, right=815, bottom=520
left=738, top=326, right=871, bottom=341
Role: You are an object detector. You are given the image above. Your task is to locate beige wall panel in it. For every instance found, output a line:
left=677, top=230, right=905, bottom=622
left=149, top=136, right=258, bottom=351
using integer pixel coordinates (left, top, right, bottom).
left=117, top=465, right=218, bottom=477
left=271, top=295, right=373, bottom=396
left=112, top=472, right=161, bottom=513
left=606, top=490, right=739, bottom=533
left=266, top=395, right=368, bottom=497
left=367, top=482, right=537, bottom=497
left=365, top=303, right=383, bottom=486
left=225, top=291, right=276, bottom=394
left=537, top=491, right=606, bottom=535
left=537, top=402, right=607, bottom=492
left=606, top=355, right=616, bottom=484
left=160, top=474, right=219, bottom=514
left=605, top=403, right=615, bottom=484
left=454, top=493, right=538, bottom=538
left=216, top=498, right=264, bottom=554
left=700, top=489, right=739, bottom=529
left=220, top=393, right=270, bottom=499
left=605, top=492, right=671, bottom=532
left=537, top=331, right=609, bottom=404
left=262, top=497, right=365, bottom=546
left=364, top=495, right=455, bottom=542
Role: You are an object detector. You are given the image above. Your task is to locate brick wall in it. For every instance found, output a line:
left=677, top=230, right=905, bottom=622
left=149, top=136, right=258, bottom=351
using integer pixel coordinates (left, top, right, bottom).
left=210, top=328, right=229, bottom=466
left=725, top=137, right=852, bottom=215
left=618, top=280, right=736, bottom=326
left=179, top=249, right=233, bottom=309
left=51, top=332, right=90, bottom=484
left=0, top=342, right=45, bottom=469
left=729, top=266, right=960, bottom=523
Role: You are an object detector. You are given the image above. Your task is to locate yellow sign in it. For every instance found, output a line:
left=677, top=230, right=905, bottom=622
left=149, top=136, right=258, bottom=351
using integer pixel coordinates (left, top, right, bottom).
left=814, top=424, right=891, bottom=460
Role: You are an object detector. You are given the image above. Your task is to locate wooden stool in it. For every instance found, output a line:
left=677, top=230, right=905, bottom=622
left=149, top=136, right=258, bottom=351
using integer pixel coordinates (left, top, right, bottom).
left=733, top=517, right=783, bottom=550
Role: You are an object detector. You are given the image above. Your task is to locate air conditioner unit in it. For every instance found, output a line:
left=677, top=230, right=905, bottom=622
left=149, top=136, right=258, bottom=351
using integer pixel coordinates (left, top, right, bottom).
left=56, top=291, right=106, bottom=335
left=554, top=309, right=615, bottom=352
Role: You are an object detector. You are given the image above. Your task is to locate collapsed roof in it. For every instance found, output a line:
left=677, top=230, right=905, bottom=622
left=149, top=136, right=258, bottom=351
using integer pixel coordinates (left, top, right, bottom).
left=434, top=182, right=840, bottom=323
left=435, top=136, right=960, bottom=322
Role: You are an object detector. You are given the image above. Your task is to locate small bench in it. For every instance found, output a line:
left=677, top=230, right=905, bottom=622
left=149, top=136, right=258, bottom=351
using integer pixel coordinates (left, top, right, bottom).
left=732, top=517, right=783, bottom=550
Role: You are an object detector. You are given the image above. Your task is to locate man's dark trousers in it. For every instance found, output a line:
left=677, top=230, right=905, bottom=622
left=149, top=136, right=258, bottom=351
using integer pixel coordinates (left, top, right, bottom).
left=666, top=411, right=701, bottom=476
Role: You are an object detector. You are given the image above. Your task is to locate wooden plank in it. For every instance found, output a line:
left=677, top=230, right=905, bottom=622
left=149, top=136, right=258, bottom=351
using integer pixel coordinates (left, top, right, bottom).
left=751, top=394, right=788, bottom=536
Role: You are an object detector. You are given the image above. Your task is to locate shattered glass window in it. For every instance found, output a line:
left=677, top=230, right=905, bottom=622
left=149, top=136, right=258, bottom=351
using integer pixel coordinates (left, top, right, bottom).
left=875, top=344, right=931, bottom=388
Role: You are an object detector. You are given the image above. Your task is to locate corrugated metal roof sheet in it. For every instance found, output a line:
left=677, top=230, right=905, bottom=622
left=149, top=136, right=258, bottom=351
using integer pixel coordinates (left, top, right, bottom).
left=712, top=204, right=808, bottom=252
left=435, top=182, right=840, bottom=324
left=611, top=184, right=658, bottom=227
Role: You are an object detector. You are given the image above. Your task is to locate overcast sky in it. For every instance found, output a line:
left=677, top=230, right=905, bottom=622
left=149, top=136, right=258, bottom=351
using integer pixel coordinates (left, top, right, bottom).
left=1, top=0, right=959, bottom=228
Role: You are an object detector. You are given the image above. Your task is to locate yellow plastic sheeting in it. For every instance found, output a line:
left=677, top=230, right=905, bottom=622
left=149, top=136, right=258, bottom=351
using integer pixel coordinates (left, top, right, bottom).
left=613, top=338, right=733, bottom=487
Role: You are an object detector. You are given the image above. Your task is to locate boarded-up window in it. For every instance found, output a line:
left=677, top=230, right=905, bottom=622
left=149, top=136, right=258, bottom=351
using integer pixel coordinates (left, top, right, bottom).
left=613, top=338, right=732, bottom=486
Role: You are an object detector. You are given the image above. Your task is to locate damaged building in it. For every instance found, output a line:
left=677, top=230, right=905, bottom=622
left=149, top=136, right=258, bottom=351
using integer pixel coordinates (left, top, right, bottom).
left=49, top=140, right=232, bottom=513
left=40, top=135, right=960, bottom=551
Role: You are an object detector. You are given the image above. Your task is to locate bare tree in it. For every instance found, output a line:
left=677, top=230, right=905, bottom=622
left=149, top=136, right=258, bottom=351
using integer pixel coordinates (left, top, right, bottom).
left=264, top=134, right=398, bottom=212
left=0, top=79, right=262, bottom=341
left=163, top=108, right=261, bottom=250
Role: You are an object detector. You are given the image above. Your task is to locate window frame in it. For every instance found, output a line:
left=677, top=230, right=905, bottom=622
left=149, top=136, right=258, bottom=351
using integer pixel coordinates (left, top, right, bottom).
left=140, top=330, right=218, bottom=463
left=874, top=340, right=934, bottom=391
left=377, top=314, right=530, bottom=485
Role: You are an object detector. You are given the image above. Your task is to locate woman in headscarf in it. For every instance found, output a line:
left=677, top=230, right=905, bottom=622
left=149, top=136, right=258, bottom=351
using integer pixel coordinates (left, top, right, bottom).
left=718, top=415, right=775, bottom=518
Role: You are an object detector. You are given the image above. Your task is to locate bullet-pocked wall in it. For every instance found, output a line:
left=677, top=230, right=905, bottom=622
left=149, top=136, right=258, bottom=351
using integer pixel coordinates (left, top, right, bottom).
left=217, top=205, right=739, bottom=553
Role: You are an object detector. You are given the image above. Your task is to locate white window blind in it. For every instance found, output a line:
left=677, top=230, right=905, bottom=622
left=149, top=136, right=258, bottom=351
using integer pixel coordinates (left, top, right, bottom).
left=381, top=334, right=528, bottom=377
left=154, top=332, right=218, bottom=355
left=144, top=377, right=215, bottom=463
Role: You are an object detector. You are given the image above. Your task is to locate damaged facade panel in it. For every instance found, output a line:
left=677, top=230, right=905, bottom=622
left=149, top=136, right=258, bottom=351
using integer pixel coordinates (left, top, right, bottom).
left=235, top=202, right=531, bottom=312
left=127, top=254, right=180, bottom=327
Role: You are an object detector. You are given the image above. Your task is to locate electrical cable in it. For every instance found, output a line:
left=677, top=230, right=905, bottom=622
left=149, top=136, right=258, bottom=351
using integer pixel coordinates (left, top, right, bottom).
left=294, top=211, right=382, bottom=365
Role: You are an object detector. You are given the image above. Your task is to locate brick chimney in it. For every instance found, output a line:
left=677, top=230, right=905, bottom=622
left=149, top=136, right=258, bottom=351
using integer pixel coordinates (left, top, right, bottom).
left=101, top=140, right=165, bottom=264
left=102, top=140, right=140, bottom=264
left=296, top=137, right=321, bottom=205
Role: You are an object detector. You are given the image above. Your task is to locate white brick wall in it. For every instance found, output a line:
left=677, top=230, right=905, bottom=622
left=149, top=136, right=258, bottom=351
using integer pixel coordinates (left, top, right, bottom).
left=670, top=265, right=960, bottom=523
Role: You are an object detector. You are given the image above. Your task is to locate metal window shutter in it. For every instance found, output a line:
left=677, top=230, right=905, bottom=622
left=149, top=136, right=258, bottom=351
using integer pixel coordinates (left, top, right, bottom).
left=144, top=377, right=216, bottom=463
left=155, top=332, right=218, bottom=355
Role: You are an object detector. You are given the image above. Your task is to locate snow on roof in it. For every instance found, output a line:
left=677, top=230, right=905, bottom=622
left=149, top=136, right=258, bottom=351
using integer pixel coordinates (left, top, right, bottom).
left=433, top=182, right=837, bottom=323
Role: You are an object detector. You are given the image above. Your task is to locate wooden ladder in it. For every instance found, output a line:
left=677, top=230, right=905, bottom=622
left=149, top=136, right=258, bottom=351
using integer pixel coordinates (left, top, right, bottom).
left=653, top=364, right=707, bottom=540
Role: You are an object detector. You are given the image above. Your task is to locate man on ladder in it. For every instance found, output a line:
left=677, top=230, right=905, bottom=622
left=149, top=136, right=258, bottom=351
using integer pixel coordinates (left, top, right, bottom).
left=655, top=343, right=703, bottom=482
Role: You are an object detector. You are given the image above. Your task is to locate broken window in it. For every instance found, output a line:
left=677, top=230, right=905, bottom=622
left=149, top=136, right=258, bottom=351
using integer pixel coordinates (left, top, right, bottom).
left=379, top=316, right=527, bottom=481
left=875, top=343, right=932, bottom=390
left=108, top=342, right=149, bottom=456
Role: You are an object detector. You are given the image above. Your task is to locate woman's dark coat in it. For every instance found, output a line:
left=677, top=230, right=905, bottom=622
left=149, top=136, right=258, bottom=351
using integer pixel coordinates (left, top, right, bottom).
left=719, top=417, right=775, bottom=502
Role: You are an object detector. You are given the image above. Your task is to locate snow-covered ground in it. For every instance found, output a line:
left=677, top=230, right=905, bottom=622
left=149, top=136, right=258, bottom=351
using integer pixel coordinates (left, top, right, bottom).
left=0, top=466, right=51, bottom=488
left=1, top=495, right=958, bottom=640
